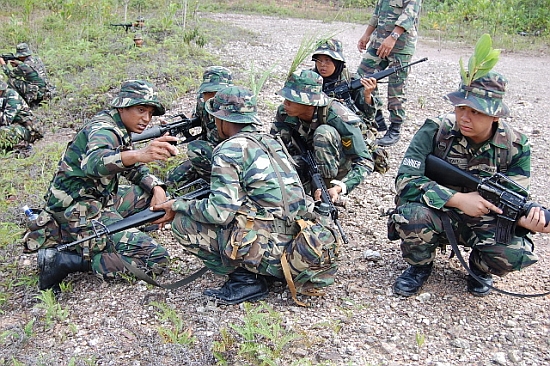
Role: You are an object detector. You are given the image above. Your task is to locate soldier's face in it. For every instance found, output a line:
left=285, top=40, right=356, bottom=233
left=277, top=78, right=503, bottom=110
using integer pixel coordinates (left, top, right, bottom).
left=202, top=91, right=216, bottom=102
left=455, top=105, right=498, bottom=144
left=313, top=55, right=336, bottom=78
left=283, top=99, right=314, bottom=120
left=119, top=105, right=155, bottom=133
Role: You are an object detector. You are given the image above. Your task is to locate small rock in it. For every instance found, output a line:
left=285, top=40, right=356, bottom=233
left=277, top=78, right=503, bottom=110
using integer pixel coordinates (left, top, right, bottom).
left=492, top=352, right=507, bottom=365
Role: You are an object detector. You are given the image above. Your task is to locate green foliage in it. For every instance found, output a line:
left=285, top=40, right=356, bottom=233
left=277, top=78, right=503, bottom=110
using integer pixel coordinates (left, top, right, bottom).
left=459, top=34, right=500, bottom=86
left=151, top=301, right=196, bottom=346
left=415, top=331, right=426, bottom=348
left=34, top=289, right=69, bottom=328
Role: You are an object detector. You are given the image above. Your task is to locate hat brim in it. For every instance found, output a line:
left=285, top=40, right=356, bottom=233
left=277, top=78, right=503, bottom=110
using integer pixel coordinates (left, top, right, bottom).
left=15, top=52, right=31, bottom=57
left=312, top=50, right=345, bottom=62
left=110, top=98, right=166, bottom=116
left=198, top=82, right=231, bottom=94
left=204, top=98, right=259, bottom=124
left=276, top=87, right=330, bottom=107
left=445, top=91, right=509, bottom=118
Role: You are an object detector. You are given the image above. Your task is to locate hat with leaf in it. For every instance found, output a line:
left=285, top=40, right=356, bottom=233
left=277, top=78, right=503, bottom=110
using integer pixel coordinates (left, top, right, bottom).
left=445, top=34, right=509, bottom=118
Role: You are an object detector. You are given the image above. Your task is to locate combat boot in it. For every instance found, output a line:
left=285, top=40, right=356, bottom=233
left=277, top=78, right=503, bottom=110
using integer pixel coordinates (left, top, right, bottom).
left=38, top=248, right=91, bottom=292
left=376, top=123, right=401, bottom=146
left=466, top=258, right=493, bottom=297
left=375, top=110, right=387, bottom=132
left=392, top=262, right=433, bottom=297
left=203, top=267, right=269, bottom=305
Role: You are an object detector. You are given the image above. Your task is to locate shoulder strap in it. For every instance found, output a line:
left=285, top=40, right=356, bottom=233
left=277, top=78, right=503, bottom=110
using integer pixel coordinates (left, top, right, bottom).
left=433, top=116, right=454, bottom=159
left=316, top=99, right=335, bottom=125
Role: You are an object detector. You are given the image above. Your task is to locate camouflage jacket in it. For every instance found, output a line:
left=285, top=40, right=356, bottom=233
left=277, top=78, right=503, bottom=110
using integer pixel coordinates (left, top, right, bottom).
left=0, top=88, right=33, bottom=125
left=45, top=109, right=164, bottom=212
left=271, top=99, right=374, bottom=193
left=194, top=94, right=220, bottom=145
left=2, top=56, right=46, bottom=90
left=367, top=0, right=422, bottom=55
left=172, top=124, right=308, bottom=225
left=395, top=113, right=530, bottom=209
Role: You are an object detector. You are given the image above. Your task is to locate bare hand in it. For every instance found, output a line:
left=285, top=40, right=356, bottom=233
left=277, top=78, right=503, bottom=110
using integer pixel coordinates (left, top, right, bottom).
left=360, top=77, right=377, bottom=104
left=446, top=191, right=502, bottom=217
left=518, top=206, right=550, bottom=233
left=151, top=198, right=176, bottom=225
left=138, top=135, right=179, bottom=163
left=313, top=186, right=341, bottom=203
left=0, top=58, right=5, bottom=66
left=376, top=37, right=396, bottom=59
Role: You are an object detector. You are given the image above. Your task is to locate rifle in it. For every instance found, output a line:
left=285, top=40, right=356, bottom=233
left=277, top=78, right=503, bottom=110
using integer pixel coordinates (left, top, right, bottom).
left=291, top=130, right=349, bottom=244
left=323, top=57, right=428, bottom=117
left=424, top=154, right=550, bottom=244
left=1, top=53, right=17, bottom=61
left=56, top=178, right=210, bottom=251
left=131, top=114, right=203, bottom=144
left=110, top=23, right=134, bottom=32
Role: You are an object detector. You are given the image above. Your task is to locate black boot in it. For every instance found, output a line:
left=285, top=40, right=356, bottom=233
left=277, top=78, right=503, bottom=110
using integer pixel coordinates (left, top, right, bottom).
left=467, top=258, right=493, bottom=297
left=375, top=110, right=387, bottom=132
left=376, top=123, right=402, bottom=146
left=203, top=267, right=269, bottom=305
left=393, top=262, right=433, bottom=296
left=38, top=248, right=90, bottom=292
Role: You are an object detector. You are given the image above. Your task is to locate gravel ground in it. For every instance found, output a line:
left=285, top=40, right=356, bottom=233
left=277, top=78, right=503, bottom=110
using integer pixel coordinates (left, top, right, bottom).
left=3, top=13, right=550, bottom=366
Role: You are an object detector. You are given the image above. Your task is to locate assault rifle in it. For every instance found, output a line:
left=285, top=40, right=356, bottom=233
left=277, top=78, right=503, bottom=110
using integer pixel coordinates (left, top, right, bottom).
left=424, top=154, right=550, bottom=244
left=56, top=178, right=210, bottom=251
left=131, top=114, right=203, bottom=144
left=291, top=130, right=349, bottom=244
left=0, top=53, right=17, bottom=61
left=323, top=57, right=428, bottom=117
left=110, top=23, right=134, bottom=32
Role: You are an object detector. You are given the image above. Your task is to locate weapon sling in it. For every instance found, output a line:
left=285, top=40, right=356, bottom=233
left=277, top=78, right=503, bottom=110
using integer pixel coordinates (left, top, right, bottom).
left=439, top=211, right=550, bottom=298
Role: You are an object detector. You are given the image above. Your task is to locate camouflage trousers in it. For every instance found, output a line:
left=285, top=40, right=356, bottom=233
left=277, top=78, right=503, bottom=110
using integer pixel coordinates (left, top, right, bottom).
left=58, top=185, right=169, bottom=279
left=389, top=202, right=538, bottom=276
left=166, top=140, right=214, bottom=192
left=8, top=79, right=44, bottom=106
left=357, top=48, right=412, bottom=126
left=313, top=124, right=352, bottom=186
left=171, top=211, right=293, bottom=278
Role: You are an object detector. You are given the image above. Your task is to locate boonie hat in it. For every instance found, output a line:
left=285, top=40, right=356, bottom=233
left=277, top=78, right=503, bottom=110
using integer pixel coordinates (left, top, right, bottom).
left=198, top=66, right=233, bottom=94
left=15, top=43, right=32, bottom=57
left=445, top=71, right=510, bottom=118
left=276, top=69, right=329, bottom=107
left=134, top=33, right=143, bottom=40
left=110, top=79, right=165, bottom=116
left=205, top=86, right=259, bottom=124
left=312, top=38, right=345, bottom=62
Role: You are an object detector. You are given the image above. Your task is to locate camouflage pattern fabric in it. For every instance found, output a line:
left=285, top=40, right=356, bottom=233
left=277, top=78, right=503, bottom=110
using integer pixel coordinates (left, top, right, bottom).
left=0, top=87, right=39, bottom=152
left=272, top=100, right=374, bottom=194
left=389, top=114, right=536, bottom=276
left=43, top=108, right=168, bottom=278
left=312, top=38, right=346, bottom=62
left=171, top=125, right=309, bottom=276
left=445, top=71, right=510, bottom=118
left=276, top=69, right=329, bottom=107
left=166, top=139, right=214, bottom=191
left=205, top=86, right=260, bottom=124
left=110, top=80, right=165, bottom=116
left=3, top=58, right=46, bottom=106
left=197, top=66, right=233, bottom=94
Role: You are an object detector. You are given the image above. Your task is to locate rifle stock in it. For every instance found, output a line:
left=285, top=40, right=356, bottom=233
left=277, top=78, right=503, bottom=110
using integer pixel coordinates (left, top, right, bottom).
left=56, top=178, right=210, bottom=251
left=424, top=154, right=550, bottom=243
left=1, top=53, right=17, bottom=61
left=131, top=115, right=202, bottom=144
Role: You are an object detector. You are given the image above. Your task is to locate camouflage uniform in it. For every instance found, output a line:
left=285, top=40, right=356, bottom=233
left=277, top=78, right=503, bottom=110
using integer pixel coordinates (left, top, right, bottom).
left=390, top=72, right=536, bottom=280
left=43, top=80, right=169, bottom=279
left=166, top=66, right=233, bottom=189
left=171, top=86, right=309, bottom=278
left=271, top=69, right=374, bottom=195
left=357, top=0, right=422, bottom=146
left=2, top=43, right=54, bottom=106
left=0, top=80, right=40, bottom=154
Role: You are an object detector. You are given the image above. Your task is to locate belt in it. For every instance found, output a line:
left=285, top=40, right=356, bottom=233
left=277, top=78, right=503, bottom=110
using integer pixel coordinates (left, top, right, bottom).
left=272, top=218, right=299, bottom=235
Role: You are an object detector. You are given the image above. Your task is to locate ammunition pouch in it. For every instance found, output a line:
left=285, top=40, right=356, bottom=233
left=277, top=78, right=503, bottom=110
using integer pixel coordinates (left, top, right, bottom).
left=22, top=209, right=62, bottom=252
left=64, top=200, right=104, bottom=258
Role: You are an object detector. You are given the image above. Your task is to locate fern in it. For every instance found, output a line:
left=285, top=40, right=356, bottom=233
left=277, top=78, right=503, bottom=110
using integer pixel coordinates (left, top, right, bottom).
left=460, top=33, right=500, bottom=86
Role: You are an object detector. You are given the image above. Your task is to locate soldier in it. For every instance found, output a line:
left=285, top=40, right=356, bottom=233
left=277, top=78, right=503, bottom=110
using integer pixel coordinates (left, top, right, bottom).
left=133, top=33, right=144, bottom=48
left=389, top=71, right=550, bottom=298
left=270, top=69, right=374, bottom=203
left=0, top=43, right=55, bottom=107
left=356, top=0, right=423, bottom=146
left=165, top=66, right=233, bottom=190
left=312, top=38, right=384, bottom=135
left=37, top=80, right=178, bottom=293
left=0, top=80, right=41, bottom=157
left=154, top=86, right=310, bottom=305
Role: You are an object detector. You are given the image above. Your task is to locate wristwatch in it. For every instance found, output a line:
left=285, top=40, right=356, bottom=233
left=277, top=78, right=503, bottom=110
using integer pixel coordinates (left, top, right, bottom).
left=390, top=32, right=400, bottom=40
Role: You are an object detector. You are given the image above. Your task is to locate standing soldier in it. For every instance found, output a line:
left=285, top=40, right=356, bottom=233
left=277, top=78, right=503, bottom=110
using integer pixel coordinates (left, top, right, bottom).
left=0, top=80, right=41, bottom=157
left=0, top=43, right=55, bottom=107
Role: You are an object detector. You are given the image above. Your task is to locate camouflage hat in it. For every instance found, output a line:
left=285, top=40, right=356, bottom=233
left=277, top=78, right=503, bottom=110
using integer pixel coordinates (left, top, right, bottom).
left=15, top=43, right=32, bottom=57
left=198, top=66, right=233, bottom=94
left=136, top=16, right=145, bottom=22
left=276, top=69, right=329, bottom=106
left=445, top=71, right=510, bottom=118
left=312, top=38, right=345, bottom=62
left=204, top=86, right=260, bottom=124
left=0, top=80, right=7, bottom=91
left=134, top=33, right=143, bottom=40
left=110, top=80, right=166, bottom=116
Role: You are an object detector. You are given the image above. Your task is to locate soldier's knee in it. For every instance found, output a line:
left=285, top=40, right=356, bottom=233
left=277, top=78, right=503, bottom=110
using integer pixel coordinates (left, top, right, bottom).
left=391, top=203, right=442, bottom=243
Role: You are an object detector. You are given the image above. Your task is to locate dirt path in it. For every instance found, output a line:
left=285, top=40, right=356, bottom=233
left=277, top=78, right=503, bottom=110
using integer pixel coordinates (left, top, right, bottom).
left=4, top=13, right=550, bottom=366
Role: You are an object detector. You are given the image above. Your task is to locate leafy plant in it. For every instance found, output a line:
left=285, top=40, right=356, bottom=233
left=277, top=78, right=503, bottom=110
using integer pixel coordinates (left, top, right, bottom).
left=34, top=289, right=69, bottom=329
left=152, top=301, right=196, bottom=346
left=459, top=33, right=500, bottom=86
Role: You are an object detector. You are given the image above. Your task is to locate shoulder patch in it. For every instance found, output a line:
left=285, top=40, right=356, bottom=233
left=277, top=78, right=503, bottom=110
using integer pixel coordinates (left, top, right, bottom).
left=341, top=137, right=353, bottom=150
